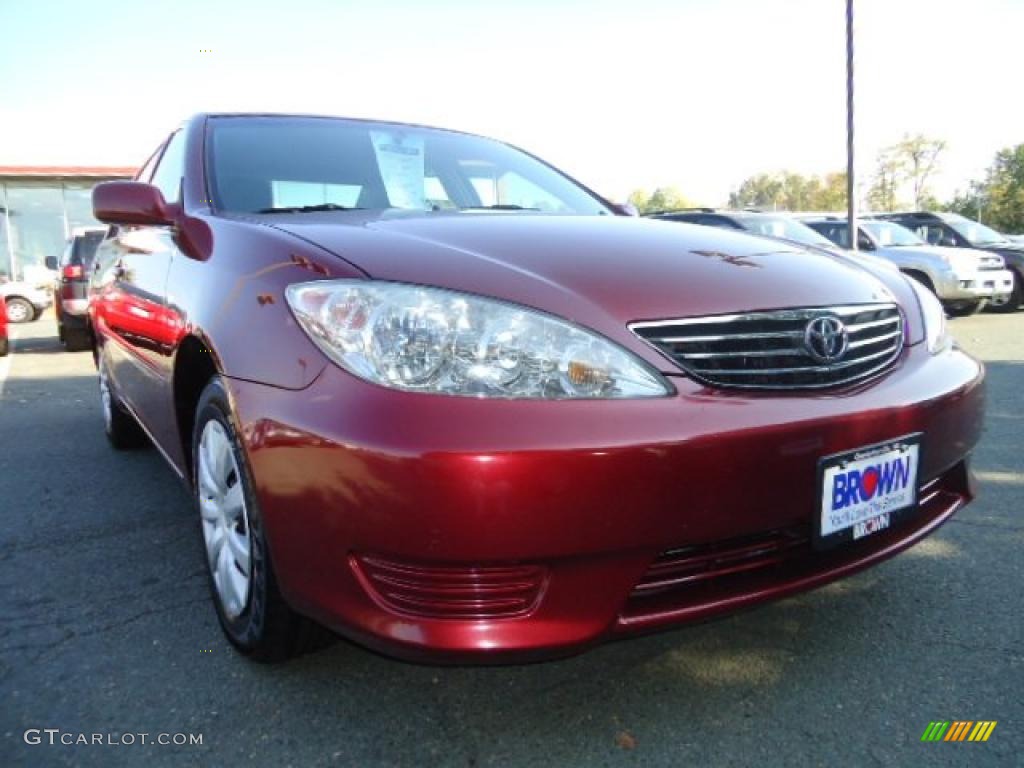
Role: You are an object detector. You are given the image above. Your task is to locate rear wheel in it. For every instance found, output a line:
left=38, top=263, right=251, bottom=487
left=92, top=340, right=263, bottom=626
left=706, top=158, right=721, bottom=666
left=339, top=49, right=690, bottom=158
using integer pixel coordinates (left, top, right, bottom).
left=98, top=353, right=149, bottom=449
left=63, top=327, right=92, bottom=352
left=193, top=377, right=313, bottom=662
left=5, top=297, right=33, bottom=324
left=988, top=270, right=1022, bottom=313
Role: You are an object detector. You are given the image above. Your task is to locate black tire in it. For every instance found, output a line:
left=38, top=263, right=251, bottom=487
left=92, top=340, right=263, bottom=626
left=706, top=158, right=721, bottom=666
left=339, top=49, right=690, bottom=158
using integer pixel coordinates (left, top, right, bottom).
left=63, top=327, right=92, bottom=352
left=944, top=300, right=985, bottom=317
left=0, top=337, right=8, bottom=357
left=5, top=297, right=34, bottom=324
left=98, top=351, right=149, bottom=450
left=988, top=270, right=1022, bottom=313
left=192, top=377, right=313, bottom=662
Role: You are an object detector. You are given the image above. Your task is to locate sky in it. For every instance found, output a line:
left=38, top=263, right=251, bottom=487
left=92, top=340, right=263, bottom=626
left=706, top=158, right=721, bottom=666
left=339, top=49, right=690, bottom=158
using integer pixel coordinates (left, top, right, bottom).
left=1, top=0, right=1021, bottom=205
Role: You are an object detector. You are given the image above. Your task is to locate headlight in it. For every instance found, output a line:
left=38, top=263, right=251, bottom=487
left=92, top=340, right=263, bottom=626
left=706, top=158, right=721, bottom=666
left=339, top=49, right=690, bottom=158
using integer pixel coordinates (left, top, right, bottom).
left=286, top=280, right=672, bottom=399
left=905, top=276, right=951, bottom=353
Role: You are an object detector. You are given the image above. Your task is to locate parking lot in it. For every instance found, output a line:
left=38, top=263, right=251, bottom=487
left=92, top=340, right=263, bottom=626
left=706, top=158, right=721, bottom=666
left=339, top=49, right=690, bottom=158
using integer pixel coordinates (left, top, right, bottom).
left=1, top=311, right=1021, bottom=767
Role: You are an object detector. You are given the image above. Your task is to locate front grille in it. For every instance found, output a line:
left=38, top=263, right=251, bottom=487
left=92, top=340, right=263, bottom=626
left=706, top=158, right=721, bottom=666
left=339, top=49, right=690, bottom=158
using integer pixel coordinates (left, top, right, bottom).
left=630, top=303, right=903, bottom=390
left=352, top=554, right=547, bottom=620
left=618, top=463, right=971, bottom=630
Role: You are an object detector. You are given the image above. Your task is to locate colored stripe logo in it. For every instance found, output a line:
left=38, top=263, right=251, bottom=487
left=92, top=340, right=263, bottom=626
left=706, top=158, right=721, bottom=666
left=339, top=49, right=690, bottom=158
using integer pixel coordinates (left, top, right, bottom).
left=921, top=721, right=997, bottom=742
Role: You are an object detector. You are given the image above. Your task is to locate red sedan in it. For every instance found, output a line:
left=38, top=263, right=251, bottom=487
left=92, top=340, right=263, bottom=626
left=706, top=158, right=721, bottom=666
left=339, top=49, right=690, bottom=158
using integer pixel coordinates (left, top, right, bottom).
left=87, top=114, right=984, bottom=662
left=0, top=295, right=8, bottom=357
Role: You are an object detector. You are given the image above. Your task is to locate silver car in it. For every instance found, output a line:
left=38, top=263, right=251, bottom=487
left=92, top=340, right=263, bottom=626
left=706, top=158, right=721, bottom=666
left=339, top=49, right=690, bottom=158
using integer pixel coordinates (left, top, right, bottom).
left=805, top=218, right=1013, bottom=316
left=0, top=280, right=52, bottom=323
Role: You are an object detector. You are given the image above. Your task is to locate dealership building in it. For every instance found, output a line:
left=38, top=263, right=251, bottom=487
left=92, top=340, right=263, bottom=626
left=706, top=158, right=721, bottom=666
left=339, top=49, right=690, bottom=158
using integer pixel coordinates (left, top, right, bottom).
left=0, top=166, right=136, bottom=281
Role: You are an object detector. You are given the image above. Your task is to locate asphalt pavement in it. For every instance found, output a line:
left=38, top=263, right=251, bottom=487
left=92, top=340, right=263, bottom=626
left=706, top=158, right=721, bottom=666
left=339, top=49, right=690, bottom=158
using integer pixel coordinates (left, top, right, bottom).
left=1, top=311, right=1021, bottom=767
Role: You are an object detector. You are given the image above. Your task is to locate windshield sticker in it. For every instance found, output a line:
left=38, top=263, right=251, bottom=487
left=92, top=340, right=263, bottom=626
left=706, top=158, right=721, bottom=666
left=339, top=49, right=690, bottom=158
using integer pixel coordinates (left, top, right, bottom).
left=370, top=131, right=425, bottom=209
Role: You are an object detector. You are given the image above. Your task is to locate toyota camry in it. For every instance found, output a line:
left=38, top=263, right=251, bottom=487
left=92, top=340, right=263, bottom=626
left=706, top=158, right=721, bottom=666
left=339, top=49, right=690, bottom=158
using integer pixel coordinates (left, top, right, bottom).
left=87, top=114, right=984, bottom=662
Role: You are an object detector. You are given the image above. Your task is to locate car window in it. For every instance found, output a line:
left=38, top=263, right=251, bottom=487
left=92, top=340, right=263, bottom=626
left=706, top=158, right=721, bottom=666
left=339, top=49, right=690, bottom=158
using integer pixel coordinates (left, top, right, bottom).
left=136, top=142, right=166, bottom=183
left=150, top=131, right=187, bottom=204
left=463, top=165, right=569, bottom=212
left=71, top=231, right=105, bottom=268
left=916, top=224, right=960, bottom=247
left=704, top=215, right=744, bottom=230
left=206, top=117, right=611, bottom=215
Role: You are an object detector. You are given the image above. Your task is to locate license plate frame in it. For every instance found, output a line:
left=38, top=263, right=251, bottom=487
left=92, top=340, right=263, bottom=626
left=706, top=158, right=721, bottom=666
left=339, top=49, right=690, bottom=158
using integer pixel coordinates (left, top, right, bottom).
left=814, top=433, right=923, bottom=550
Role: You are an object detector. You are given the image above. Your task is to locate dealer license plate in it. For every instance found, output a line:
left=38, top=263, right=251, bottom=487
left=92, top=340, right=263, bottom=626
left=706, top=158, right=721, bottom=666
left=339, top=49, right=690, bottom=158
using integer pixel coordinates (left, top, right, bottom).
left=816, top=435, right=921, bottom=549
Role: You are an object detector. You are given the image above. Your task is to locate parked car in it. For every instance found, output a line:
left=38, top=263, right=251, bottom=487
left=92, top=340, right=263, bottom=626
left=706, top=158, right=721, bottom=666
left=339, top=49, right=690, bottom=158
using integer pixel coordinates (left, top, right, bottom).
left=87, top=113, right=983, bottom=663
left=52, top=227, right=106, bottom=350
left=804, top=217, right=1012, bottom=316
left=0, top=296, right=8, bottom=357
left=646, top=208, right=848, bottom=254
left=869, top=212, right=1024, bottom=312
left=0, top=280, right=52, bottom=324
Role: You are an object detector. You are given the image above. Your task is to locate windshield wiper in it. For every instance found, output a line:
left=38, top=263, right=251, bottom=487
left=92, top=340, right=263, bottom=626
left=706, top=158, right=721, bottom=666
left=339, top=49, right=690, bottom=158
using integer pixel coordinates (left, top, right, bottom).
left=458, top=204, right=540, bottom=211
left=256, top=203, right=363, bottom=214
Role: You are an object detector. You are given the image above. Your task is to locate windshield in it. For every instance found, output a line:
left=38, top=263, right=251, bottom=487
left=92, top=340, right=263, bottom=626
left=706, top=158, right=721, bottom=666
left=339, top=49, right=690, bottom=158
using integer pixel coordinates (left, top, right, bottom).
left=942, top=214, right=1009, bottom=246
left=737, top=216, right=836, bottom=248
left=71, top=231, right=105, bottom=267
left=207, top=117, right=610, bottom=216
left=861, top=220, right=924, bottom=247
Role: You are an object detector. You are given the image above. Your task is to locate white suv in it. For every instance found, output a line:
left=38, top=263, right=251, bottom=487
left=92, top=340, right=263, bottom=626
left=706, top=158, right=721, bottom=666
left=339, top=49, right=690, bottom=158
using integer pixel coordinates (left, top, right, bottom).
left=805, top=218, right=1013, bottom=315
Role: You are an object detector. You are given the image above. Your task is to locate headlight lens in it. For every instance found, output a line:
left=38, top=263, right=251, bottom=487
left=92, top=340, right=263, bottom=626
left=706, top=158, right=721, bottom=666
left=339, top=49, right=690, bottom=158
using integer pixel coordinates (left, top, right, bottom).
left=286, top=280, right=672, bottom=398
left=905, top=275, right=950, bottom=353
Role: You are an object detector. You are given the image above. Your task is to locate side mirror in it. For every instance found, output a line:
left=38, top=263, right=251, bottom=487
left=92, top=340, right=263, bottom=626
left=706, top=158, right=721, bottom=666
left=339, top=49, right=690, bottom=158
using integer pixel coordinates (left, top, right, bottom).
left=610, top=202, right=640, bottom=217
left=44, top=256, right=59, bottom=270
left=93, top=181, right=176, bottom=226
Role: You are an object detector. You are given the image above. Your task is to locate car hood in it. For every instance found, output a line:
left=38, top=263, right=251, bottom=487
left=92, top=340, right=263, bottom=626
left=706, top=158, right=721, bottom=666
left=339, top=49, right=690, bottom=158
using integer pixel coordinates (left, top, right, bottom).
left=261, top=212, right=914, bottom=368
left=977, top=242, right=1024, bottom=268
left=882, top=244, right=991, bottom=270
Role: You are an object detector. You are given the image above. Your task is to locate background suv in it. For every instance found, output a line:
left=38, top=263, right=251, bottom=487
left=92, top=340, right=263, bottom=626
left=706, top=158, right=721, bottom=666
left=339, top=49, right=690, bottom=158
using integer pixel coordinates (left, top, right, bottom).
left=805, top=217, right=1011, bottom=316
left=54, top=227, right=106, bottom=350
left=869, top=211, right=1023, bottom=312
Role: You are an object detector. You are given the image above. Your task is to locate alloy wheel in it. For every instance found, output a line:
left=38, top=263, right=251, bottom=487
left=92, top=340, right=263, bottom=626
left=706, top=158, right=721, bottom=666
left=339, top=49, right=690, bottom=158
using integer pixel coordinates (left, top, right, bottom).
left=197, top=420, right=252, bottom=620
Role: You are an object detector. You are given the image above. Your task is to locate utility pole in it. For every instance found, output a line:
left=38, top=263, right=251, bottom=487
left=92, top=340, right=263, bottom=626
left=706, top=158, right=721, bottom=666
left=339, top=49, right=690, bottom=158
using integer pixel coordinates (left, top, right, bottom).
left=846, top=0, right=857, bottom=251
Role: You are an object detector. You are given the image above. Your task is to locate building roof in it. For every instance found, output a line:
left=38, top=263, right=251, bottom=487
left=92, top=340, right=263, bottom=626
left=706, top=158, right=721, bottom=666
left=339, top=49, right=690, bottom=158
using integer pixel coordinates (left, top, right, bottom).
left=0, top=165, right=137, bottom=178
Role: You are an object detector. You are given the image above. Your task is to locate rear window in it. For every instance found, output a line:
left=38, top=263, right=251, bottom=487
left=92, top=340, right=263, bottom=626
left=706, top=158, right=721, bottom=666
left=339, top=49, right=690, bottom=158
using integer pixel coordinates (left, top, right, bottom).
left=71, top=231, right=105, bottom=267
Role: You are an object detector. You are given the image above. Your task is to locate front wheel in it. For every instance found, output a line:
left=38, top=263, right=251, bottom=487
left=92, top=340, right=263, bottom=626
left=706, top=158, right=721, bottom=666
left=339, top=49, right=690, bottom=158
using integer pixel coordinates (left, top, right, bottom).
left=193, top=377, right=311, bottom=662
left=944, top=300, right=985, bottom=317
left=5, top=297, right=33, bottom=324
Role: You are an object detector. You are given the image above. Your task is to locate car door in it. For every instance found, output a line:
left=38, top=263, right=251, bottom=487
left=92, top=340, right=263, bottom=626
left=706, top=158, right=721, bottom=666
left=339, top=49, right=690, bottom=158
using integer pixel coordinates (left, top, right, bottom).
left=92, top=130, right=187, bottom=442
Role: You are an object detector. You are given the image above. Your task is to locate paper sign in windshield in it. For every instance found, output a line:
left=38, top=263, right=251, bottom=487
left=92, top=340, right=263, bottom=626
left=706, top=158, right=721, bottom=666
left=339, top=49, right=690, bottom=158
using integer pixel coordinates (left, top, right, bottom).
left=370, top=131, right=425, bottom=209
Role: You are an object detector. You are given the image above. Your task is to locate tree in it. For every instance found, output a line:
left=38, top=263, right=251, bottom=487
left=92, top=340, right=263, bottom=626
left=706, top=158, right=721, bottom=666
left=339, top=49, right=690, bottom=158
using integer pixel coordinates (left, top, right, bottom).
left=867, top=148, right=906, bottom=212
left=894, top=134, right=946, bottom=208
left=627, top=186, right=693, bottom=214
left=943, top=144, right=1024, bottom=233
left=728, top=171, right=848, bottom=211
left=982, top=144, right=1024, bottom=233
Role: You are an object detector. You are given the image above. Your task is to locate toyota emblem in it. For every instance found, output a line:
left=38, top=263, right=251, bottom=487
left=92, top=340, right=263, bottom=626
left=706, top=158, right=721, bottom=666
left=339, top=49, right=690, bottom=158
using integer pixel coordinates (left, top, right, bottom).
left=804, top=316, right=848, bottom=363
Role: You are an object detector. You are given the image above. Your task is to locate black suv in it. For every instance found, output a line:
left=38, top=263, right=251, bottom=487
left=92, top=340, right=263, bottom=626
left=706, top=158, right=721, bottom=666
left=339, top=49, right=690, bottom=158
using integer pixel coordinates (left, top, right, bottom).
left=869, top=211, right=1023, bottom=312
left=53, top=228, right=105, bottom=350
left=647, top=208, right=845, bottom=255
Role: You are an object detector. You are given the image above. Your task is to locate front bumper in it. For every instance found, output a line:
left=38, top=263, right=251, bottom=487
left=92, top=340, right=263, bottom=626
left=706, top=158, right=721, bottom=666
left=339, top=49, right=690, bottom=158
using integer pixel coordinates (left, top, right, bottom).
left=226, top=342, right=984, bottom=662
left=937, top=268, right=1014, bottom=301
